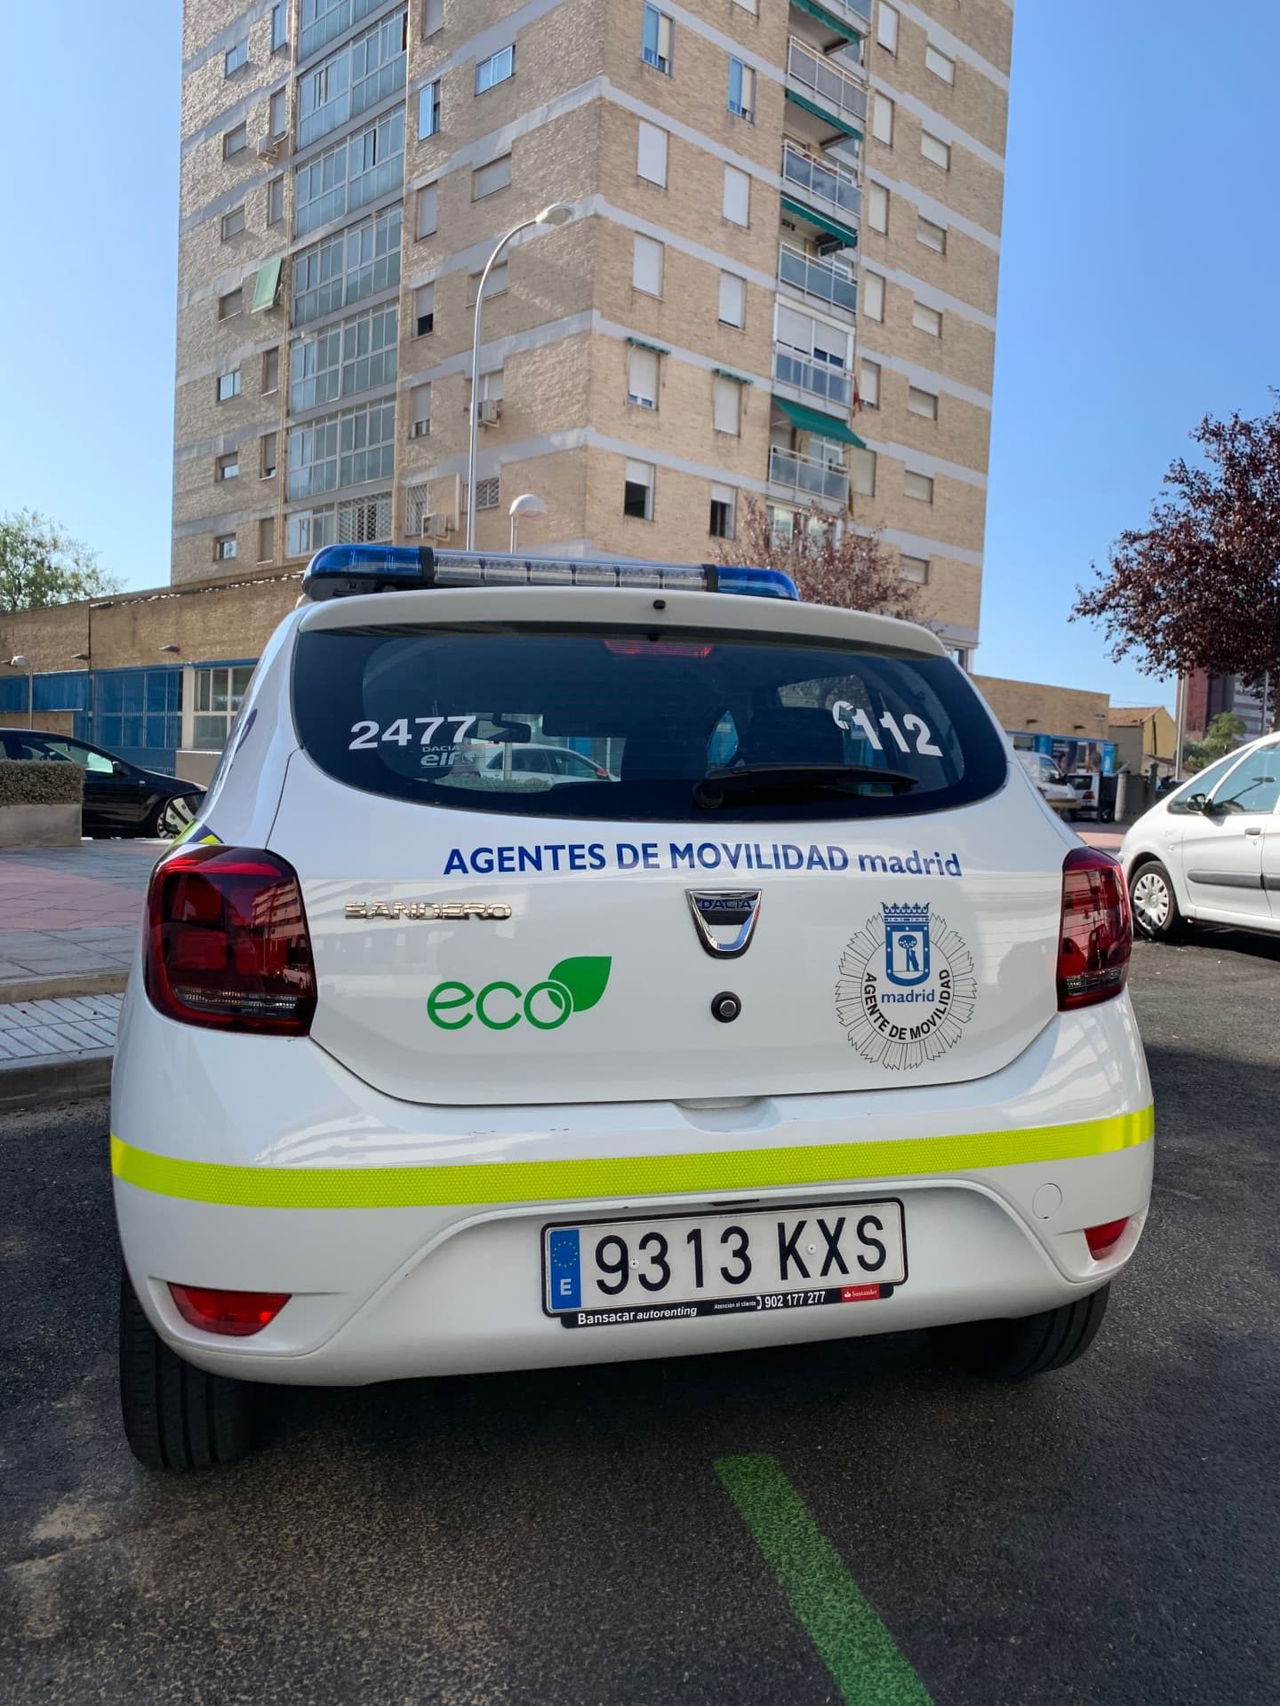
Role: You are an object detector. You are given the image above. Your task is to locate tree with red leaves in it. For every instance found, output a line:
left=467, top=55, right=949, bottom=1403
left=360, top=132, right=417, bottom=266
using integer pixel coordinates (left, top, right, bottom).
left=1073, top=406, right=1280, bottom=728
left=717, top=494, right=918, bottom=617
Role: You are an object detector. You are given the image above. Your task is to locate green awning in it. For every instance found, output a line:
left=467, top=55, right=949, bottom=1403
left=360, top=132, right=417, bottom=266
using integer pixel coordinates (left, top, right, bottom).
left=627, top=335, right=670, bottom=355
left=713, top=367, right=754, bottom=386
left=780, top=194, right=858, bottom=250
left=790, top=0, right=862, bottom=44
left=774, top=395, right=866, bottom=449
left=784, top=88, right=863, bottom=142
left=250, top=256, right=283, bottom=313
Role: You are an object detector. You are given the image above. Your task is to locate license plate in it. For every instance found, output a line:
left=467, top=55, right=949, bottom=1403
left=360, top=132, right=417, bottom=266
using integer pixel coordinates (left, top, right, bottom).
left=542, top=1200, right=906, bottom=1328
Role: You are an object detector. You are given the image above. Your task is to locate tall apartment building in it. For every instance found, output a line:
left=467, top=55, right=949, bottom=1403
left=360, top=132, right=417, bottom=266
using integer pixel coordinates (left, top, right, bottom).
left=174, top=0, right=1013, bottom=663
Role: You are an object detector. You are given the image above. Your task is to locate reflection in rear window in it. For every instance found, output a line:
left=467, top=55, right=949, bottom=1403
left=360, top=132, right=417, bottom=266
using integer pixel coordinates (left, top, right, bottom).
left=291, top=625, right=1008, bottom=822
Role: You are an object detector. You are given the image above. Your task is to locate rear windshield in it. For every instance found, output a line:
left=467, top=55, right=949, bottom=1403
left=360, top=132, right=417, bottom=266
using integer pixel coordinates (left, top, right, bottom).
left=291, top=624, right=1008, bottom=822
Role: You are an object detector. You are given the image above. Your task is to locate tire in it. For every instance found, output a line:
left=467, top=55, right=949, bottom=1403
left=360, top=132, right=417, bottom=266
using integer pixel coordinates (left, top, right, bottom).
left=933, top=1284, right=1110, bottom=1381
left=1129, top=858, right=1183, bottom=942
left=148, top=794, right=200, bottom=841
left=119, top=1264, right=260, bottom=1471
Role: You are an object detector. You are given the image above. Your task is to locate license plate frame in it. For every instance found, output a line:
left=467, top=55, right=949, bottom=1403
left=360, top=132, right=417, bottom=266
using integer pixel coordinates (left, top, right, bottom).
left=541, top=1198, right=907, bottom=1329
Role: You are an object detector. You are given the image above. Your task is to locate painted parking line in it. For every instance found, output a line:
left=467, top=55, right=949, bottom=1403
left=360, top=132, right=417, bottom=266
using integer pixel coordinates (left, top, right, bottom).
left=715, top=1455, right=933, bottom=1706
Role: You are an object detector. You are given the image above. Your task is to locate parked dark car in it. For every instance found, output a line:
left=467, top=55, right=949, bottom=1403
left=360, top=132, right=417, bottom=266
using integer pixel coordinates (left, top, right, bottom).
left=0, top=729, right=204, bottom=839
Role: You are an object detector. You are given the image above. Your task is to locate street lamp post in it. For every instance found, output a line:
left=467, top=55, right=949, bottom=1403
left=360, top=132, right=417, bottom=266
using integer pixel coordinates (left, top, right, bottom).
left=508, top=492, right=547, bottom=553
left=466, top=202, right=574, bottom=550
left=8, top=656, right=33, bottom=729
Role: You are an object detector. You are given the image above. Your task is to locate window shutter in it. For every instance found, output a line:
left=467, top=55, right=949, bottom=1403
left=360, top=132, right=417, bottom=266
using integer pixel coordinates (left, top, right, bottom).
left=722, top=165, right=750, bottom=225
left=416, top=182, right=437, bottom=238
left=637, top=122, right=668, bottom=186
left=627, top=347, right=659, bottom=407
left=713, top=376, right=741, bottom=435
left=632, top=235, right=664, bottom=295
left=718, top=272, right=746, bottom=326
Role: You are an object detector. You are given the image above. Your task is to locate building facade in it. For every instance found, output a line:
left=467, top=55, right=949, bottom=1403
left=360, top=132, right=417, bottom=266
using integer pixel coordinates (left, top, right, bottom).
left=175, top=0, right=1014, bottom=665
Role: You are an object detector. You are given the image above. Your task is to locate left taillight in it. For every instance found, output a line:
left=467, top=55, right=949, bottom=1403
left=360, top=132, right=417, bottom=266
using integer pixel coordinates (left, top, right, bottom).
left=145, top=845, right=316, bottom=1035
left=1057, top=846, right=1132, bottom=1010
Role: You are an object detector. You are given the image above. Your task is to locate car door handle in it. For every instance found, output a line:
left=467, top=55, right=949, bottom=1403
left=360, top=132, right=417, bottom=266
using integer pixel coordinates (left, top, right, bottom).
left=1244, top=826, right=1262, bottom=836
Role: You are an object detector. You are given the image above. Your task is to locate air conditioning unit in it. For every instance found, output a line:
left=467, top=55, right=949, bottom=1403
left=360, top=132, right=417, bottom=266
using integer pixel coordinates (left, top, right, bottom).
left=411, top=419, right=431, bottom=438
left=257, top=135, right=282, bottom=160
left=420, top=513, right=452, bottom=539
left=478, top=399, right=502, bottom=427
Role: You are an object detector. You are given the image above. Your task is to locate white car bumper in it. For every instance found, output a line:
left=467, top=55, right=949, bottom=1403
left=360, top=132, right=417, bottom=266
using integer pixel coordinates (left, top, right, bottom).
left=112, top=991, right=1153, bottom=1385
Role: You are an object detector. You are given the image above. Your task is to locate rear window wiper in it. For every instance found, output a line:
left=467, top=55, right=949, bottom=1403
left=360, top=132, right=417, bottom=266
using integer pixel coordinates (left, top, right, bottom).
left=693, top=762, right=919, bottom=810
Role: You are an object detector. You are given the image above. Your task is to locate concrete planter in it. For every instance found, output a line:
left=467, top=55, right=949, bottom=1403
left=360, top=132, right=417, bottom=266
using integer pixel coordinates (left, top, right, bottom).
left=0, top=803, right=81, bottom=849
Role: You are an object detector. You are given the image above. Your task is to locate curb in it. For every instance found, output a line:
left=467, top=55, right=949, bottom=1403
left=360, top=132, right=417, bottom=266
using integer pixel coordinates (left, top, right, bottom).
left=0, top=1051, right=113, bottom=1113
left=0, top=971, right=128, bottom=1006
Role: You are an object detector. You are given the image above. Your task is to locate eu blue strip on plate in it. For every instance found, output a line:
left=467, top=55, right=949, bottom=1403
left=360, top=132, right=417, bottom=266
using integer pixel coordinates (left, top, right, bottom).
left=547, top=1228, right=582, bottom=1311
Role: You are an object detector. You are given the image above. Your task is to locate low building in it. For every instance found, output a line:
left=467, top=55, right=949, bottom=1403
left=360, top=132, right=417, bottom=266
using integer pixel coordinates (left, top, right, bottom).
left=971, top=673, right=1114, bottom=774
left=1108, top=705, right=1176, bottom=780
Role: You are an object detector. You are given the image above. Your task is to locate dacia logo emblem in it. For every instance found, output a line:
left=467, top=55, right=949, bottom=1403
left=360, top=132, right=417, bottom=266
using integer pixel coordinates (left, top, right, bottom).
left=686, top=890, right=762, bottom=959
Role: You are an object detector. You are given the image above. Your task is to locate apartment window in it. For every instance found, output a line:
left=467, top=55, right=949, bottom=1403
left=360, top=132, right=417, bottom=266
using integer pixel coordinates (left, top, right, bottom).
left=917, top=216, right=947, bottom=253
left=261, top=432, right=278, bottom=477
left=632, top=234, right=664, bottom=296
left=419, top=79, right=440, bottom=137
left=473, top=477, right=500, bottom=512
left=876, top=3, right=898, bottom=52
left=871, top=95, right=893, bottom=145
left=858, top=359, right=880, bottom=407
left=221, top=204, right=246, bottom=240
left=258, top=517, right=275, bottom=561
left=225, top=39, right=248, bottom=75
left=218, top=288, right=243, bottom=320
left=900, top=554, right=930, bottom=584
left=627, top=346, right=659, bottom=409
left=925, top=44, right=955, bottom=83
left=423, top=0, right=444, bottom=33
left=921, top=130, right=951, bottom=170
left=290, top=303, right=398, bottom=410
left=731, top=0, right=757, bottom=12
left=193, top=664, right=255, bottom=750
left=294, top=109, right=405, bottom=237
left=269, top=87, right=287, bottom=138
left=709, top=483, right=736, bottom=539
left=414, top=283, right=434, bottom=335
left=624, top=458, right=655, bottom=520
left=216, top=369, right=241, bottom=402
left=293, top=205, right=402, bottom=324
left=410, top=383, right=431, bottom=435
left=272, top=3, right=288, bottom=50
left=267, top=174, right=285, bottom=224
left=713, top=375, right=742, bottom=435
left=287, top=399, right=397, bottom=499
left=262, top=347, right=280, bottom=393
left=642, top=5, right=673, bottom=74
left=475, top=44, right=514, bottom=94
left=904, top=470, right=934, bottom=503
left=637, top=121, right=668, bottom=186
left=722, top=164, right=750, bottom=226
left=416, top=182, right=438, bottom=237
left=867, top=182, right=889, bottom=234
left=862, top=270, right=885, bottom=321
left=467, top=262, right=506, bottom=304
left=912, top=300, right=942, bottom=336
left=479, top=368, right=504, bottom=404
left=908, top=385, right=938, bottom=420
left=718, top=271, right=746, bottom=327
left=216, top=453, right=240, bottom=483
left=472, top=154, right=511, bottom=199
left=224, top=122, right=248, bottom=158
left=851, top=447, right=876, bottom=497
left=214, top=535, right=238, bottom=561
left=728, top=59, right=755, bottom=121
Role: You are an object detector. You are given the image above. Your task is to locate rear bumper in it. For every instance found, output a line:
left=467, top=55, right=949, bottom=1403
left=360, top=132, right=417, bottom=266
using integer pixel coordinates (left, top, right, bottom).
left=112, top=990, right=1154, bottom=1385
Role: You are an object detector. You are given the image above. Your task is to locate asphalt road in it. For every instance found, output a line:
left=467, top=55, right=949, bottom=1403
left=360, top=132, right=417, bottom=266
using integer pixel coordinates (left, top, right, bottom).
left=2, top=934, right=1278, bottom=1706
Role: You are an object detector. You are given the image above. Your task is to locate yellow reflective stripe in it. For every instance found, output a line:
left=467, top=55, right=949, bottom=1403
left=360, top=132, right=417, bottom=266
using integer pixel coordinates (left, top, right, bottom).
left=110, top=1108, right=1153, bottom=1211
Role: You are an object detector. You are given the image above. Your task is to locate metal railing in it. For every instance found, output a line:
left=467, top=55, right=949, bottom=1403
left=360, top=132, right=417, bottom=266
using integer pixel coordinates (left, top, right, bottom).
left=781, top=143, right=862, bottom=221
left=773, top=347, right=853, bottom=409
left=786, top=36, right=869, bottom=124
left=778, top=243, right=857, bottom=314
left=769, top=446, right=850, bottom=505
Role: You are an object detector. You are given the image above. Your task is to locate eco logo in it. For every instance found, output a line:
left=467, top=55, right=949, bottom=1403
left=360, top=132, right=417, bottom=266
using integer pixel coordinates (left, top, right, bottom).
left=835, top=902, right=976, bottom=1071
left=427, top=957, right=611, bottom=1032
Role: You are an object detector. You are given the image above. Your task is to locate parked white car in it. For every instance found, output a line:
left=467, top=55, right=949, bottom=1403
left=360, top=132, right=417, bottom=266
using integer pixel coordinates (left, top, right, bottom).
left=1015, top=750, right=1081, bottom=817
left=1121, top=731, right=1280, bottom=940
left=112, top=545, right=1152, bottom=1470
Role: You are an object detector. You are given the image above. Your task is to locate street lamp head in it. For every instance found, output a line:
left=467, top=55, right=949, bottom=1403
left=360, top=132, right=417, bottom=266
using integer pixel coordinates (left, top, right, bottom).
left=9, top=655, right=28, bottom=668
left=535, top=201, right=574, bottom=228
left=508, top=492, right=548, bottom=520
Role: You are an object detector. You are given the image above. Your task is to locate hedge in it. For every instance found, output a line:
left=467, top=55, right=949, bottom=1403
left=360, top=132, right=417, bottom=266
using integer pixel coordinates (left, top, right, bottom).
left=0, top=761, right=85, bottom=808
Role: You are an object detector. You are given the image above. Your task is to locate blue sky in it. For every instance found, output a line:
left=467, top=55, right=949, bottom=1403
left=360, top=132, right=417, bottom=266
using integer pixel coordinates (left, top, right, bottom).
left=0, top=0, right=1274, bottom=712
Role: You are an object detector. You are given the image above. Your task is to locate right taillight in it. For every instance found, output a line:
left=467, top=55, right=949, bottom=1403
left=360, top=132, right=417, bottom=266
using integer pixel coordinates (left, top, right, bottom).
left=1057, top=846, right=1132, bottom=1010
left=145, top=845, right=316, bottom=1035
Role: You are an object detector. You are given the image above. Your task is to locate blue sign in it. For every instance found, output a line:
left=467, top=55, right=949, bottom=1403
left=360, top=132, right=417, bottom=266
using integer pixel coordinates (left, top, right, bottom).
left=547, top=1228, right=582, bottom=1311
left=883, top=903, right=932, bottom=987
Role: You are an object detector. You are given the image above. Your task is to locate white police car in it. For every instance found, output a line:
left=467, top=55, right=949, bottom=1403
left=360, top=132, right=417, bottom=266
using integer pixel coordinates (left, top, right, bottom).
left=113, top=546, right=1153, bottom=1469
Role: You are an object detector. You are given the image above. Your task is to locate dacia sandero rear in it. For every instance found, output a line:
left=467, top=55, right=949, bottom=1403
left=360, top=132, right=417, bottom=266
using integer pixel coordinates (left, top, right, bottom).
left=112, top=546, right=1153, bottom=1470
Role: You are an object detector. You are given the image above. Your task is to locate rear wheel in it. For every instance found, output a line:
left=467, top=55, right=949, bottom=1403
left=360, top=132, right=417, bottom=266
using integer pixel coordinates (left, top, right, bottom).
left=119, top=1264, right=260, bottom=1471
left=933, top=1284, right=1110, bottom=1380
left=1129, top=858, right=1182, bottom=941
left=148, top=794, right=199, bottom=840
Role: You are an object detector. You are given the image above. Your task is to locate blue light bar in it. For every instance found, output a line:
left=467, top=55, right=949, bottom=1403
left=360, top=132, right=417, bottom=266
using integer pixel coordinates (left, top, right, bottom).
left=302, top=544, right=799, bottom=602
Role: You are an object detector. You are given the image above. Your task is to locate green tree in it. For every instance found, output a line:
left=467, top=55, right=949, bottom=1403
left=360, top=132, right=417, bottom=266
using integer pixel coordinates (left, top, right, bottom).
left=0, top=511, right=121, bottom=612
left=1183, top=711, right=1247, bottom=773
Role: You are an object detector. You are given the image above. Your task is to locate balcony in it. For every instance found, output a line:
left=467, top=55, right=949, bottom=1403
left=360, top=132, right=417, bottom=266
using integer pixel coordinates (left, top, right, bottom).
left=781, top=142, right=862, bottom=224
left=785, top=36, right=868, bottom=136
left=778, top=243, right=857, bottom=316
left=773, top=346, right=853, bottom=410
left=769, top=445, right=850, bottom=508
left=791, top=0, right=872, bottom=42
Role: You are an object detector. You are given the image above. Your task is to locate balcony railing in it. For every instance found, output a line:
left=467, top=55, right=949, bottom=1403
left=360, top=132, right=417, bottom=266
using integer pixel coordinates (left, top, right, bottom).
left=781, top=143, right=862, bottom=222
left=773, top=347, right=853, bottom=409
left=769, top=446, right=850, bottom=506
left=786, top=36, right=868, bottom=125
left=796, top=0, right=873, bottom=33
left=778, top=243, right=857, bottom=314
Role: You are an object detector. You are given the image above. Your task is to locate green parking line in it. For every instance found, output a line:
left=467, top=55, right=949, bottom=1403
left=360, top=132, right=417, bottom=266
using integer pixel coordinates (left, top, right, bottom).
left=715, top=1455, right=934, bottom=1706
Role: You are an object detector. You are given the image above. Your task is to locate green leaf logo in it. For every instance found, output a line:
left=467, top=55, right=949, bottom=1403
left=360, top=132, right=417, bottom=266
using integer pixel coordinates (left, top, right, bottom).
left=547, top=956, right=611, bottom=1013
